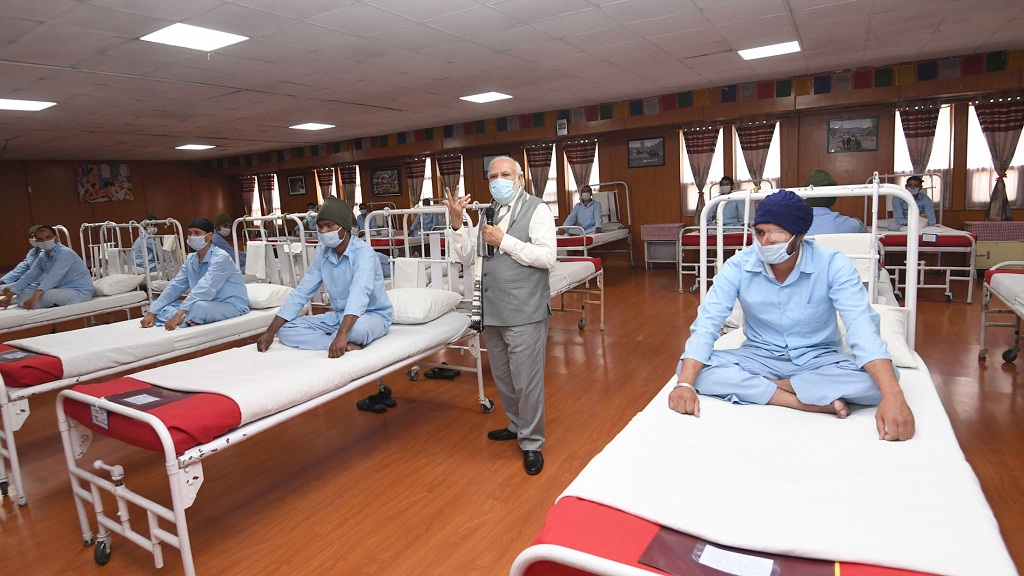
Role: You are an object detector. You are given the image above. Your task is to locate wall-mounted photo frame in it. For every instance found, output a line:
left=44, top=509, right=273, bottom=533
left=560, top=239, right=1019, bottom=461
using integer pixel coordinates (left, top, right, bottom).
left=827, top=117, right=879, bottom=153
left=370, top=167, right=402, bottom=197
left=482, top=153, right=509, bottom=178
left=286, top=174, right=307, bottom=196
left=627, top=138, right=665, bottom=168
left=75, top=163, right=134, bottom=202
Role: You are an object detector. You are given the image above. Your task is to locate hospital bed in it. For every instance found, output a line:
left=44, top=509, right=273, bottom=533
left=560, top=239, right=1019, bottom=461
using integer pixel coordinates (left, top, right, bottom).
left=978, top=261, right=1024, bottom=362
left=508, top=182, right=1022, bottom=576
left=556, top=183, right=634, bottom=267
left=0, top=223, right=154, bottom=336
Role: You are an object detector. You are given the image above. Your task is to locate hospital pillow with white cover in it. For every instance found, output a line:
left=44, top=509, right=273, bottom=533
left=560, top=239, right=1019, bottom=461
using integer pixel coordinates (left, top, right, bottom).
left=387, top=288, right=461, bottom=324
left=245, top=283, right=293, bottom=309
left=92, top=273, right=144, bottom=296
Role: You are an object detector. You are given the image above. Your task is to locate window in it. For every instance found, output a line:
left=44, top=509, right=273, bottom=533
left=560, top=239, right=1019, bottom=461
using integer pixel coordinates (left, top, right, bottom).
left=421, top=157, right=434, bottom=201
left=681, top=128, right=724, bottom=215
left=250, top=174, right=281, bottom=218
left=965, top=104, right=1024, bottom=209
left=733, top=122, right=781, bottom=189
left=894, top=106, right=951, bottom=210
left=527, top=147, right=560, bottom=218
left=353, top=167, right=363, bottom=206
left=565, top=142, right=601, bottom=211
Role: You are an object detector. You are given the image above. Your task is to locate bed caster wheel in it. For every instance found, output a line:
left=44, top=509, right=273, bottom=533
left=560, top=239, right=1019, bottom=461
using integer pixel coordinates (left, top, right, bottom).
left=578, top=318, right=586, bottom=330
left=945, top=293, right=953, bottom=303
left=83, top=536, right=95, bottom=547
left=979, top=353, right=987, bottom=361
left=0, top=481, right=8, bottom=497
left=1001, top=349, right=1018, bottom=363
left=407, top=366, right=420, bottom=381
left=689, top=285, right=698, bottom=294
left=94, top=539, right=111, bottom=565
left=894, top=291, right=904, bottom=301
left=480, top=398, right=495, bottom=413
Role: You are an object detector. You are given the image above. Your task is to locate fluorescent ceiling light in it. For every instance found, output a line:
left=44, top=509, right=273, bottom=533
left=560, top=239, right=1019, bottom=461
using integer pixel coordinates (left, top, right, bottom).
left=738, top=41, right=800, bottom=61
left=460, top=92, right=513, bottom=104
left=290, top=123, right=335, bottom=131
left=0, top=98, right=56, bottom=111
left=176, top=144, right=215, bottom=150
left=141, top=23, right=248, bottom=52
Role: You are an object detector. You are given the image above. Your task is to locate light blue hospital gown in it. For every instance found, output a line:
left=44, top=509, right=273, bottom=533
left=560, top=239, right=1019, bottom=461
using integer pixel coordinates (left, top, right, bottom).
left=9, top=244, right=94, bottom=308
left=149, top=245, right=249, bottom=325
left=561, top=200, right=603, bottom=234
left=680, top=240, right=895, bottom=407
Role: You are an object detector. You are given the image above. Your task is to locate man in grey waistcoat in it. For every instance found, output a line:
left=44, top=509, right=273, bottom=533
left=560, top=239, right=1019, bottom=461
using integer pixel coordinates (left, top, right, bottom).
left=444, top=156, right=557, bottom=475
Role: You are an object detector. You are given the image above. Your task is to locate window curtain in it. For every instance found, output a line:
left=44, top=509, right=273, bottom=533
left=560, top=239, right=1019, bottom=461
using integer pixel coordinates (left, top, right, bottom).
left=404, top=157, right=426, bottom=205
left=315, top=168, right=334, bottom=204
left=526, top=143, right=554, bottom=197
left=683, top=126, right=721, bottom=224
left=240, top=175, right=256, bottom=216
left=899, top=105, right=941, bottom=175
left=256, top=173, right=276, bottom=215
left=436, top=154, right=462, bottom=196
left=338, top=164, right=357, bottom=206
left=975, top=98, right=1024, bottom=221
left=734, top=121, right=776, bottom=183
left=564, top=140, right=597, bottom=190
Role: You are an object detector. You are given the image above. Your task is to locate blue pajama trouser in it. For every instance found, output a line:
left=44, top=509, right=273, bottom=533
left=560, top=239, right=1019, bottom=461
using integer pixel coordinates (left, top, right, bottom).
left=277, top=313, right=389, bottom=350
left=154, top=300, right=245, bottom=325
left=19, top=288, right=91, bottom=308
left=690, top=347, right=894, bottom=407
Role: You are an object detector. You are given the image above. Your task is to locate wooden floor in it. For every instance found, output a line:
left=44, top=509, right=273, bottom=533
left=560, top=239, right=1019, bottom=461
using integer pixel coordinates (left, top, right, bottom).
left=2, top=266, right=1022, bottom=575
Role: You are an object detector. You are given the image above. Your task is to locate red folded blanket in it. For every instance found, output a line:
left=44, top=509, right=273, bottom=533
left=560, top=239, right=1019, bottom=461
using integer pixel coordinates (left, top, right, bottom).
left=0, top=343, right=63, bottom=388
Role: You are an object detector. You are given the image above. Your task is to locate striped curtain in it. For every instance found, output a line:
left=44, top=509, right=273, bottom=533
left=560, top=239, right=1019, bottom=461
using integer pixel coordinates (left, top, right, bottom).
left=526, top=143, right=554, bottom=197
left=315, top=168, right=335, bottom=204
left=683, top=126, right=721, bottom=224
left=900, top=105, right=941, bottom=175
left=436, top=154, right=462, bottom=196
left=256, top=173, right=276, bottom=215
left=976, top=98, right=1024, bottom=221
left=735, top=121, right=776, bottom=182
left=240, top=175, right=256, bottom=216
left=564, top=140, right=597, bottom=190
left=338, top=164, right=357, bottom=206
left=404, top=157, right=426, bottom=205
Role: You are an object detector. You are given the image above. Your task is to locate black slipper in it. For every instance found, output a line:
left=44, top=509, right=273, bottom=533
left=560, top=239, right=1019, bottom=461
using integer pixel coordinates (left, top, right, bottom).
left=424, top=362, right=461, bottom=380
left=355, top=396, right=387, bottom=413
left=368, top=391, right=397, bottom=408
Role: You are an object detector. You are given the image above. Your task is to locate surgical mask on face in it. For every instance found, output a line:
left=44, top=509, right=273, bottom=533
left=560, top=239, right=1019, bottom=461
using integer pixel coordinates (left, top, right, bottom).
left=39, top=239, right=56, bottom=252
left=581, top=193, right=592, bottom=202
left=145, top=226, right=157, bottom=234
left=907, top=187, right=921, bottom=196
left=489, top=177, right=518, bottom=205
left=359, top=210, right=368, bottom=217
left=753, top=237, right=794, bottom=265
left=721, top=185, right=732, bottom=194
left=187, top=235, right=209, bottom=251
left=29, top=238, right=37, bottom=248
left=218, top=226, right=230, bottom=237
left=319, top=229, right=344, bottom=248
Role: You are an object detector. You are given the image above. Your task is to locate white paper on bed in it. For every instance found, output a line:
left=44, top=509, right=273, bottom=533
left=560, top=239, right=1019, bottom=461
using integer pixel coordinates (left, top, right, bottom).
left=877, top=218, right=960, bottom=235
left=549, top=260, right=597, bottom=295
left=130, top=311, right=470, bottom=424
left=0, top=291, right=147, bottom=331
left=7, top=308, right=281, bottom=378
left=559, top=367, right=1015, bottom=576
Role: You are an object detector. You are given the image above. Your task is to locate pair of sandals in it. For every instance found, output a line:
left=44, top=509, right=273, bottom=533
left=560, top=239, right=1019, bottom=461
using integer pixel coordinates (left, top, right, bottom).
left=355, top=383, right=397, bottom=414
left=424, top=362, right=461, bottom=380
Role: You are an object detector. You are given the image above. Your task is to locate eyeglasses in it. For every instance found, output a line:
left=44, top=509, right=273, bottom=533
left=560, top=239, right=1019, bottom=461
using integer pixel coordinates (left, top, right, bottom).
left=754, top=228, right=792, bottom=243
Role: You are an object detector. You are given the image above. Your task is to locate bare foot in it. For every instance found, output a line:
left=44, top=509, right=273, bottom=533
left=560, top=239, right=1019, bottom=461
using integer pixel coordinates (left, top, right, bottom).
left=345, top=342, right=363, bottom=352
left=832, top=399, right=850, bottom=419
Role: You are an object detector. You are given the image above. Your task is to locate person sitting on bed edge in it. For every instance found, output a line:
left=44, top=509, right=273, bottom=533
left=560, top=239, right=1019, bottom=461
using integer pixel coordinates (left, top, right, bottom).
left=1, top=225, right=43, bottom=292
left=1, top=225, right=94, bottom=310
left=256, top=197, right=392, bottom=358
left=802, top=169, right=866, bottom=236
left=558, top=185, right=602, bottom=235
left=669, top=190, right=916, bottom=441
left=141, top=218, right=249, bottom=331
left=889, top=175, right=936, bottom=231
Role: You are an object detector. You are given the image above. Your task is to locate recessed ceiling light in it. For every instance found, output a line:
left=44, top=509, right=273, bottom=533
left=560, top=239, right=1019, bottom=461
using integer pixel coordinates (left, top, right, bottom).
left=460, top=92, right=513, bottom=104
left=176, top=144, right=215, bottom=150
left=289, top=123, right=335, bottom=131
left=141, top=23, right=248, bottom=52
left=0, top=98, right=56, bottom=111
left=738, top=41, right=801, bottom=61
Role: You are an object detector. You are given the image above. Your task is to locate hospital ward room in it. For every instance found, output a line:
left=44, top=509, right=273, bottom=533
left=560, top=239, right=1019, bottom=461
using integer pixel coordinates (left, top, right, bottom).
left=2, top=1, right=1024, bottom=575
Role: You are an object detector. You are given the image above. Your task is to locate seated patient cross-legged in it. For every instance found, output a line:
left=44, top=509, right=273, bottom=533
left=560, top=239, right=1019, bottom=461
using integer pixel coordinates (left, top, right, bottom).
left=257, top=197, right=392, bottom=358
left=669, top=190, right=915, bottom=441
left=1, top=225, right=94, bottom=309
left=141, top=218, right=249, bottom=331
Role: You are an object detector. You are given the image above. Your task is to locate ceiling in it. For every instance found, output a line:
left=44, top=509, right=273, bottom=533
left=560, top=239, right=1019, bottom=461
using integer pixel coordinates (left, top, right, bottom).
left=1, top=0, right=1023, bottom=161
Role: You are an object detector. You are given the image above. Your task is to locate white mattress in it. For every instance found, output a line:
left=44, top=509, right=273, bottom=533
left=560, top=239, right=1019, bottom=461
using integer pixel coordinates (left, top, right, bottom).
left=990, top=273, right=1024, bottom=301
left=559, top=354, right=1015, bottom=575
left=877, top=218, right=962, bottom=235
left=549, top=260, right=598, bottom=295
left=0, top=291, right=147, bottom=332
left=558, top=228, right=629, bottom=247
left=131, top=311, right=470, bottom=424
left=7, top=308, right=280, bottom=379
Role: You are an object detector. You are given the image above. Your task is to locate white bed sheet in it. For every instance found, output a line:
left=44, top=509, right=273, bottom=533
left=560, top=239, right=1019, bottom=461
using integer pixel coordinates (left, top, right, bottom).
left=0, top=291, right=147, bottom=331
left=130, top=311, right=470, bottom=424
left=877, top=219, right=962, bottom=235
left=991, top=273, right=1024, bottom=303
left=558, top=228, right=629, bottom=247
left=559, top=342, right=1015, bottom=575
left=550, top=260, right=597, bottom=295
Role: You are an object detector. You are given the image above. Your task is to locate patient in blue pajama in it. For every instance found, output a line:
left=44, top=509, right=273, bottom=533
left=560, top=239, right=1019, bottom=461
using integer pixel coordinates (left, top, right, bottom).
left=141, top=218, right=249, bottom=331
left=256, top=197, right=392, bottom=358
left=669, top=190, right=916, bottom=441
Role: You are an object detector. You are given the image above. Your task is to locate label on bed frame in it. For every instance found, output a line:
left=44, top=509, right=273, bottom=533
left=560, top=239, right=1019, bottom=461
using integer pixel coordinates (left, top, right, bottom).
left=90, top=406, right=109, bottom=430
left=0, top=349, right=38, bottom=363
left=639, top=526, right=832, bottom=576
left=105, top=388, right=196, bottom=412
left=922, top=233, right=937, bottom=243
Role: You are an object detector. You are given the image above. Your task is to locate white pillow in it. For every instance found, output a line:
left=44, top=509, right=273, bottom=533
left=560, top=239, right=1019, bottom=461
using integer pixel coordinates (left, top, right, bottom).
left=387, top=288, right=461, bottom=324
left=838, top=304, right=917, bottom=368
left=93, top=273, right=144, bottom=296
left=246, top=283, right=292, bottom=309
left=602, top=221, right=623, bottom=231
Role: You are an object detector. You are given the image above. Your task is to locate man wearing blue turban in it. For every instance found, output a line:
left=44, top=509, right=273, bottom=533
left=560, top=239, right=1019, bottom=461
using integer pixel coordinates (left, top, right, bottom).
left=669, top=190, right=915, bottom=441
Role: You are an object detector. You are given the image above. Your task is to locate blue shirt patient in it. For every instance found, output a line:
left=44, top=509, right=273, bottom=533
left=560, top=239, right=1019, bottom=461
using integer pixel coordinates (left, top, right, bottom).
left=669, top=189, right=916, bottom=441
left=706, top=176, right=747, bottom=228
left=257, top=197, right=392, bottom=358
left=802, top=169, right=866, bottom=236
left=2, top=225, right=94, bottom=310
left=558, top=185, right=603, bottom=235
left=141, top=218, right=249, bottom=331
left=1, top=225, right=43, bottom=290
left=889, top=175, right=937, bottom=231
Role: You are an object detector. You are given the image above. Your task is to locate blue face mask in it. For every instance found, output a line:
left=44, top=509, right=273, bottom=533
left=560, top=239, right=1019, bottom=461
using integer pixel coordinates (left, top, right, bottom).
left=319, top=229, right=344, bottom=248
left=489, top=177, right=518, bottom=205
left=753, top=237, right=794, bottom=265
left=187, top=235, right=209, bottom=251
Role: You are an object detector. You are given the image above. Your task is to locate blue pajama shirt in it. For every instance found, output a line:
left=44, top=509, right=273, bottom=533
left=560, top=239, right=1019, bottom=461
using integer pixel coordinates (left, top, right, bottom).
left=1, top=247, right=41, bottom=289
left=132, top=231, right=159, bottom=272
left=806, top=207, right=866, bottom=236
left=10, top=244, right=94, bottom=307
left=150, top=245, right=249, bottom=325
left=212, top=231, right=247, bottom=272
left=561, top=200, right=603, bottom=234
left=890, top=193, right=937, bottom=230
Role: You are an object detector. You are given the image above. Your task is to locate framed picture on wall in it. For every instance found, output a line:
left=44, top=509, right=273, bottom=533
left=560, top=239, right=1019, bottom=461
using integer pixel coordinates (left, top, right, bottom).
left=827, top=117, right=879, bottom=153
left=370, top=167, right=402, bottom=197
left=482, top=153, right=509, bottom=178
left=75, top=163, right=134, bottom=202
left=287, top=174, right=307, bottom=196
left=627, top=138, right=665, bottom=168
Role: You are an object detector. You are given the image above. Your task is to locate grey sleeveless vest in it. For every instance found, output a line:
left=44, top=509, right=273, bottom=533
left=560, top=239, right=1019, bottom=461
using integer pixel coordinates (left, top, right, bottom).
left=480, top=194, right=551, bottom=327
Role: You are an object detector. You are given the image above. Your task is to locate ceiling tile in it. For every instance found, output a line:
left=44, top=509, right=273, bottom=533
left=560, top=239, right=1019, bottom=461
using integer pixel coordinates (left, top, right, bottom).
left=370, top=24, right=462, bottom=51
left=601, top=0, right=700, bottom=25
left=490, top=0, right=595, bottom=22
left=700, top=0, right=788, bottom=25
left=310, top=3, right=416, bottom=36
left=531, top=7, right=621, bottom=36
left=224, top=0, right=359, bottom=20
left=366, top=0, right=483, bottom=22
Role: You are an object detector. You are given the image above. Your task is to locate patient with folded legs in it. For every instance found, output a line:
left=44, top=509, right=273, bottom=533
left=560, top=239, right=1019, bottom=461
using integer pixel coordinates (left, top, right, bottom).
left=256, top=197, right=392, bottom=358
left=669, top=190, right=916, bottom=441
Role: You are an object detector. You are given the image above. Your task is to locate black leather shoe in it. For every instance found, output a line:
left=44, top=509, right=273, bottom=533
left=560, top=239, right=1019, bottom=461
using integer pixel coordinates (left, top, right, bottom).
left=523, top=450, right=544, bottom=475
left=487, top=427, right=517, bottom=441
